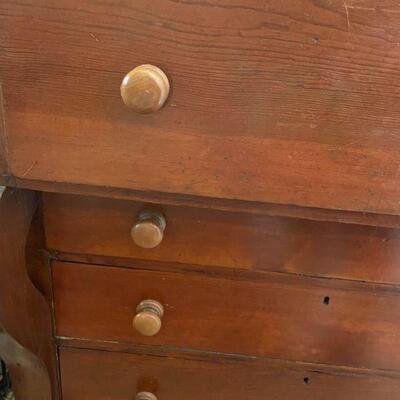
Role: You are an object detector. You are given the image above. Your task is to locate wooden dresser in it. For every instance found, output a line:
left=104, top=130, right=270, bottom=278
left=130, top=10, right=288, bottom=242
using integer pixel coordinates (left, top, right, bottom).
left=1, top=1, right=400, bottom=399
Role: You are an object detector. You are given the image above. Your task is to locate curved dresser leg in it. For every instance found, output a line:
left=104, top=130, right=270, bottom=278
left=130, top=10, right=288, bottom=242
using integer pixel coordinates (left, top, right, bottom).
left=0, top=188, right=59, bottom=399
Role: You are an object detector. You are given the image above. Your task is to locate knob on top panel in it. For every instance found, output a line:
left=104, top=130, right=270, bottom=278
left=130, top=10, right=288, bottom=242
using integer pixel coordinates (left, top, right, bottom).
left=120, top=64, right=170, bottom=114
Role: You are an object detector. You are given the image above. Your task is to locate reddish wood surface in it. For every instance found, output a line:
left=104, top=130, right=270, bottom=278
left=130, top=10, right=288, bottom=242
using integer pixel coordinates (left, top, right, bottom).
left=53, top=261, right=400, bottom=371
left=44, top=193, right=400, bottom=284
left=15, top=179, right=400, bottom=228
left=26, top=205, right=53, bottom=301
left=0, top=84, right=8, bottom=178
left=59, top=346, right=400, bottom=400
left=0, top=188, right=59, bottom=400
left=1, top=1, right=400, bottom=215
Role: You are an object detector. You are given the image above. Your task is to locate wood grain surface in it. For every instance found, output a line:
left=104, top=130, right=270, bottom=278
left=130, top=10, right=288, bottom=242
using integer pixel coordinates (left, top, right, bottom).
left=59, top=346, right=400, bottom=400
left=53, top=261, right=400, bottom=371
left=1, top=1, right=400, bottom=214
left=0, top=189, right=59, bottom=400
left=44, top=193, right=400, bottom=284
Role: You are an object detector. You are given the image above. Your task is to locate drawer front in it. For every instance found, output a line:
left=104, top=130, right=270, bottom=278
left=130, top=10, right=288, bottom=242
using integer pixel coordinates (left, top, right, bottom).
left=2, top=1, right=400, bottom=214
left=59, top=347, right=400, bottom=400
left=44, top=193, right=400, bottom=284
left=53, top=262, right=400, bottom=370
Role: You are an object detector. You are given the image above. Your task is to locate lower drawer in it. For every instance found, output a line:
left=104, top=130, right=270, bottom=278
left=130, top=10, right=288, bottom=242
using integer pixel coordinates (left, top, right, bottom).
left=53, top=261, right=400, bottom=370
left=59, top=347, right=400, bottom=400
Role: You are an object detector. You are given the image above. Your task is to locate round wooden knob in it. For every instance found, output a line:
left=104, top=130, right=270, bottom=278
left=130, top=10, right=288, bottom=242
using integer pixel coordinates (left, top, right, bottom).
left=133, top=299, right=164, bottom=337
left=121, top=64, right=170, bottom=113
left=135, top=392, right=158, bottom=400
left=131, top=211, right=166, bottom=249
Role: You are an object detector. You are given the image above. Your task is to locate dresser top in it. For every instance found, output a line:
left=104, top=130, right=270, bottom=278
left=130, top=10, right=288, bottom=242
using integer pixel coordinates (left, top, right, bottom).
left=1, top=0, right=399, bottom=220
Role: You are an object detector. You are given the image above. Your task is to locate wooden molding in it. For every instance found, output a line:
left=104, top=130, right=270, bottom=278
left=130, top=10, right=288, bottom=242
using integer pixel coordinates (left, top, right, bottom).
left=0, top=188, right=59, bottom=399
left=5, top=176, right=400, bottom=229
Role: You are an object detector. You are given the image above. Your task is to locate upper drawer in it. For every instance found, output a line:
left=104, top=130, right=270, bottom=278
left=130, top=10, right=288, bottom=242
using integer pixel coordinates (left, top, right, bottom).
left=43, top=192, right=400, bottom=285
left=1, top=1, right=400, bottom=215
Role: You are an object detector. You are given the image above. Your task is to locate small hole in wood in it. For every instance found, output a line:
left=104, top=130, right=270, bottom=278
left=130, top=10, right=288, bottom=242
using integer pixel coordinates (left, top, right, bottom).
left=323, top=296, right=330, bottom=305
left=303, top=377, right=310, bottom=385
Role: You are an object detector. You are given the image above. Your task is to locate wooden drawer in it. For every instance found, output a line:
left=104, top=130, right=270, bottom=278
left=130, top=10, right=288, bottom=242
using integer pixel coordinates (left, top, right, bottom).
left=44, top=192, right=400, bottom=285
left=2, top=1, right=400, bottom=215
left=53, top=261, right=400, bottom=370
left=59, top=347, right=400, bottom=400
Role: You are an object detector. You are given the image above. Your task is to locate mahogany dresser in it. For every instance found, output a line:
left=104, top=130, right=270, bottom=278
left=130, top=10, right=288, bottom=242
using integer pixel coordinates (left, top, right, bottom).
left=1, top=1, right=400, bottom=399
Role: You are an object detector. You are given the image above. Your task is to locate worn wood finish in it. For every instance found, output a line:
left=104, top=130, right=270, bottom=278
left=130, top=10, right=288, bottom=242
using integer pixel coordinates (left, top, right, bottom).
left=2, top=1, right=400, bottom=215
left=59, top=346, right=400, bottom=400
left=53, top=261, right=400, bottom=371
left=0, top=188, right=59, bottom=400
left=44, top=193, right=400, bottom=284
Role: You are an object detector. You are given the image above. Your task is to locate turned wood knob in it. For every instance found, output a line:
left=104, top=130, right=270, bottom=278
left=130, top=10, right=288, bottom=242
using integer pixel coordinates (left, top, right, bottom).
left=131, top=211, right=166, bottom=249
left=121, top=64, right=170, bottom=113
left=133, top=299, right=164, bottom=337
left=135, top=392, right=158, bottom=400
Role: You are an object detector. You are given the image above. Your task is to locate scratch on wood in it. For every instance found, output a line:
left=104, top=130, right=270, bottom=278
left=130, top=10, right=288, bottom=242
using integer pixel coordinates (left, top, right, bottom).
left=382, top=9, right=400, bottom=14
left=346, top=5, right=375, bottom=12
left=344, top=5, right=400, bottom=14
left=342, top=4, right=400, bottom=31
left=89, top=33, right=100, bottom=42
left=343, top=2, right=351, bottom=30
left=22, top=161, right=38, bottom=177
